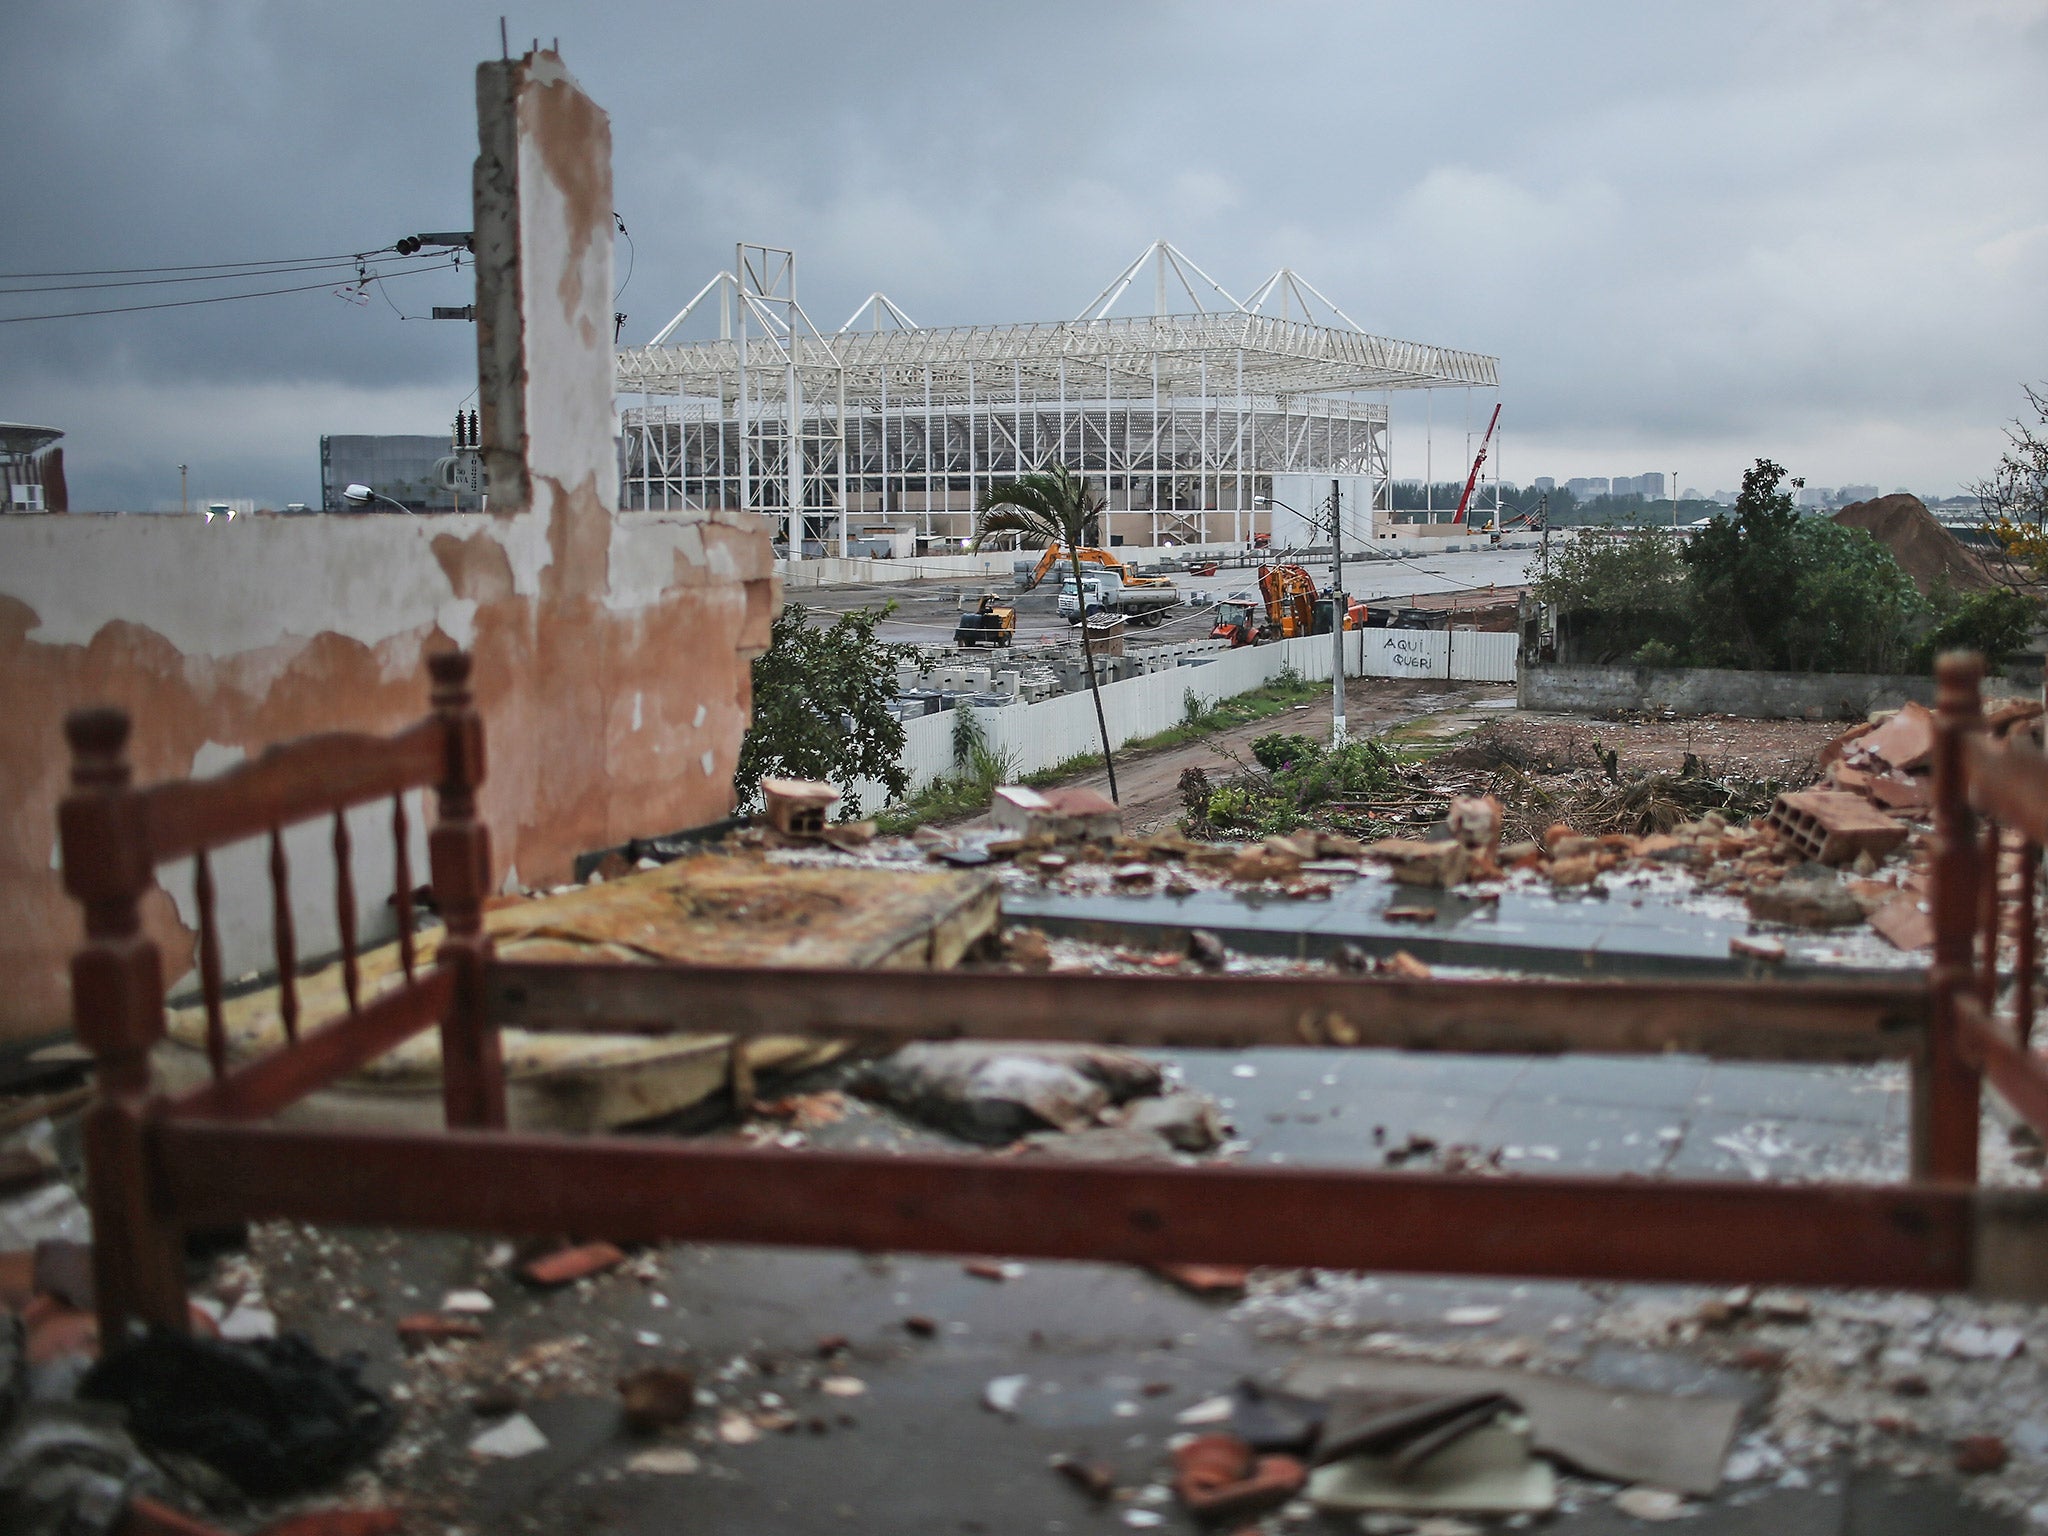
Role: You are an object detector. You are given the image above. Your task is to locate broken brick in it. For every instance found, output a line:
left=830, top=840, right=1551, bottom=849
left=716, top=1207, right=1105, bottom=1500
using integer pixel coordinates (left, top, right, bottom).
left=396, top=1313, right=485, bottom=1346
left=519, top=1241, right=627, bottom=1287
left=1170, top=1433, right=1306, bottom=1523
left=1149, top=1262, right=1252, bottom=1298
left=1866, top=774, right=1932, bottom=813
left=759, top=777, right=840, bottom=838
left=1362, top=838, right=1469, bottom=888
left=1863, top=702, right=1937, bottom=771
left=1764, top=790, right=1909, bottom=866
left=1869, top=895, right=1935, bottom=952
left=1819, top=719, right=1879, bottom=766
left=1548, top=853, right=1599, bottom=888
left=1954, top=1435, right=2010, bottom=1474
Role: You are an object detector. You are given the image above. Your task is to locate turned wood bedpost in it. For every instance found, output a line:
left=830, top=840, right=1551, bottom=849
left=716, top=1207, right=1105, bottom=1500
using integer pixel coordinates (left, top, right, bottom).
left=61, top=707, right=189, bottom=1342
left=428, top=651, right=506, bottom=1129
left=1920, top=652, right=1986, bottom=1182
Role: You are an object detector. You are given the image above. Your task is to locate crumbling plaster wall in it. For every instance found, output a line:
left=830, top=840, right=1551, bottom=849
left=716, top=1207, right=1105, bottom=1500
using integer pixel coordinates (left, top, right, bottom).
left=0, top=51, right=777, bottom=1046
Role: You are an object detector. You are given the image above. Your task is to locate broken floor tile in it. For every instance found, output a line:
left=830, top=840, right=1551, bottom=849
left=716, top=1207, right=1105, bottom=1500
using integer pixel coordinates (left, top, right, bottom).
left=469, top=1412, right=548, bottom=1459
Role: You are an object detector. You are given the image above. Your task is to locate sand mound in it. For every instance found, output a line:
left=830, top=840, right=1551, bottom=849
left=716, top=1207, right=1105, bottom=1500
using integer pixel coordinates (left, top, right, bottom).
left=1833, top=493, right=2002, bottom=595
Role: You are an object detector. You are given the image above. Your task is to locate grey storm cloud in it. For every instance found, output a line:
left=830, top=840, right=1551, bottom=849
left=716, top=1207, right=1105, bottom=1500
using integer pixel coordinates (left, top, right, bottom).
left=1, top=0, right=2043, bottom=509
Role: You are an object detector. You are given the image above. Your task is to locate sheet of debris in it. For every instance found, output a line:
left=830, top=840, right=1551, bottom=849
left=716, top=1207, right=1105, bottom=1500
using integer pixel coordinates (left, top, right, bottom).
left=156, top=852, right=997, bottom=1132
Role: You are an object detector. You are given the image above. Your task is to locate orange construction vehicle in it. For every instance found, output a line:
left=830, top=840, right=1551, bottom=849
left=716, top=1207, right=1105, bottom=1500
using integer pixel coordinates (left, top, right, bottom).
left=1209, top=564, right=1364, bottom=647
left=1021, top=543, right=1175, bottom=593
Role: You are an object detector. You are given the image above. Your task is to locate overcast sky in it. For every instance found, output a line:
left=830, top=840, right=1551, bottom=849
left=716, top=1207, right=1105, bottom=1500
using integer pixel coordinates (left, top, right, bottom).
left=3, top=0, right=2043, bottom=510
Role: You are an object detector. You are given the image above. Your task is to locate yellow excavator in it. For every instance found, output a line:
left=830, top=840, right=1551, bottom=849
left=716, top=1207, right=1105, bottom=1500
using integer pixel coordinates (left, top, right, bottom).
left=952, top=591, right=1017, bottom=647
left=1020, top=543, right=1176, bottom=593
left=1210, top=564, right=1365, bottom=647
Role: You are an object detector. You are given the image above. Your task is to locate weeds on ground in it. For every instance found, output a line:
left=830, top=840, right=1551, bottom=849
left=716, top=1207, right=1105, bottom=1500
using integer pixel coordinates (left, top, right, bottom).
left=873, top=710, right=1019, bottom=835
left=873, top=670, right=1326, bottom=830
left=1185, top=730, right=1413, bottom=838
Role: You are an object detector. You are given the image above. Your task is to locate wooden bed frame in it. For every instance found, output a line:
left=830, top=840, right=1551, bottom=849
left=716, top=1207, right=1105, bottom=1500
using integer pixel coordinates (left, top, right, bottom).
left=59, top=650, right=2048, bottom=1357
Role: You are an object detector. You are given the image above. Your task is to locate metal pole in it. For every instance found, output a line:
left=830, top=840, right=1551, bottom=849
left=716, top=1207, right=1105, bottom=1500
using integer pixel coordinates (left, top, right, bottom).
left=178, top=464, right=187, bottom=516
left=1330, top=477, right=1347, bottom=748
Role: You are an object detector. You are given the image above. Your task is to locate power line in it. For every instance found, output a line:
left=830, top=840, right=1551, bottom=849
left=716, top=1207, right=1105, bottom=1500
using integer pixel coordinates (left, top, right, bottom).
left=0, top=259, right=468, bottom=325
left=0, top=249, right=401, bottom=281
left=0, top=252, right=449, bottom=296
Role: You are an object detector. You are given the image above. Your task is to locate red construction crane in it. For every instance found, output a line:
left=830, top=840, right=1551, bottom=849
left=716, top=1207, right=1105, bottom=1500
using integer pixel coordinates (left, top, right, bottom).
left=1452, top=401, right=1502, bottom=525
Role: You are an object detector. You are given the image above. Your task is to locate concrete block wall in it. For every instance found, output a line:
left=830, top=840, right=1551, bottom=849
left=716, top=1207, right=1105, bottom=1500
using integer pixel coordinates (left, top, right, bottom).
left=1517, top=663, right=2019, bottom=719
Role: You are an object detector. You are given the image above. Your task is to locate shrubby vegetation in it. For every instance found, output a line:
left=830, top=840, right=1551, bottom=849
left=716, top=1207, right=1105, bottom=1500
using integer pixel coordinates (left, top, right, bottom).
left=1535, top=459, right=2042, bottom=674
left=1191, top=730, right=1408, bottom=838
left=735, top=602, right=915, bottom=818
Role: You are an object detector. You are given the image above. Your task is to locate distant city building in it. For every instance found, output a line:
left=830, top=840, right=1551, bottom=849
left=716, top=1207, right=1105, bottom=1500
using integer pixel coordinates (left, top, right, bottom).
left=1, top=423, right=65, bottom=512
left=319, top=435, right=457, bottom=513
left=1566, top=476, right=1609, bottom=498
left=1532, top=476, right=1555, bottom=493
left=1682, top=487, right=1704, bottom=501
left=1632, top=472, right=1665, bottom=499
left=1795, top=486, right=1833, bottom=509
left=1836, top=484, right=1879, bottom=505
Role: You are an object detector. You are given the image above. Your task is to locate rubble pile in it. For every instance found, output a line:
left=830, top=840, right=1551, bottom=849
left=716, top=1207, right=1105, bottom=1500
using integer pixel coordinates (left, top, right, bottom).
left=1430, top=718, right=1801, bottom=845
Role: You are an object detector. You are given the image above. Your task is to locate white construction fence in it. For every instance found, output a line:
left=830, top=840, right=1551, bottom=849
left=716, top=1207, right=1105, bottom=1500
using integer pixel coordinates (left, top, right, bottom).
left=849, top=627, right=1516, bottom=807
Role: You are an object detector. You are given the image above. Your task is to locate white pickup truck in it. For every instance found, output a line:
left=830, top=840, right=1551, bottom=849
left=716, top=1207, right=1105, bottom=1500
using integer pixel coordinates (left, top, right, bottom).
left=1057, top=571, right=1180, bottom=627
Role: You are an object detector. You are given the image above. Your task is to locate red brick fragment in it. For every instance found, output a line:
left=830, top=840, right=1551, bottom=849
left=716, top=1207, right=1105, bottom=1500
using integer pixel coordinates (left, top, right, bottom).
left=1149, top=1262, right=1251, bottom=1298
left=396, top=1313, right=485, bottom=1345
left=519, top=1240, right=626, bottom=1286
left=1870, top=895, right=1935, bottom=952
left=1866, top=774, right=1932, bottom=813
left=1735, top=1345, right=1787, bottom=1373
left=1864, top=702, right=1936, bottom=773
left=1955, top=1435, right=2010, bottom=1474
left=1170, top=1433, right=1306, bottom=1522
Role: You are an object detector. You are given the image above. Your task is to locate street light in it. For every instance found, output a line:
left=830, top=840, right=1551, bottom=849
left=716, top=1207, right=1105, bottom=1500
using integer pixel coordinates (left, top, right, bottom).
left=1255, top=488, right=1349, bottom=748
left=341, top=483, right=416, bottom=515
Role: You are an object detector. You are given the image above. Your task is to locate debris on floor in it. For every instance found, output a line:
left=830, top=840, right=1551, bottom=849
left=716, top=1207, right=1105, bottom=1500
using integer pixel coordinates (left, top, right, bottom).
left=853, top=1041, right=1168, bottom=1145
left=80, top=1331, right=395, bottom=1497
left=152, top=853, right=998, bottom=1131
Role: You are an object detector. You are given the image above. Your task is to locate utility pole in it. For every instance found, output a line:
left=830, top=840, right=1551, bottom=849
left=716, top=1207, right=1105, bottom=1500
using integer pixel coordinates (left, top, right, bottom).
left=1671, top=470, right=1679, bottom=530
left=178, top=463, right=187, bottom=515
left=1329, top=477, right=1347, bottom=748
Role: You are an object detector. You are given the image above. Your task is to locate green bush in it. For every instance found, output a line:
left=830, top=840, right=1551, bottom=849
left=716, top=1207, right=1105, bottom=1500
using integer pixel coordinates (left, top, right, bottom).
left=737, top=602, right=914, bottom=818
left=1914, top=587, right=2041, bottom=672
left=1251, top=732, right=1321, bottom=772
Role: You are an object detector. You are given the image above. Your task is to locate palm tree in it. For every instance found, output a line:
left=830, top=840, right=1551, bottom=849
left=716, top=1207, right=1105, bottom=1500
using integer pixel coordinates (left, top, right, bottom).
left=972, top=464, right=1119, bottom=802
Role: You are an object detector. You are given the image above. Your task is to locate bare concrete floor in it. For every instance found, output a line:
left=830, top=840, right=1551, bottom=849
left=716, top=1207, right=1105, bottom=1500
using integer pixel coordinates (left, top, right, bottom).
left=234, top=1044, right=2027, bottom=1534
